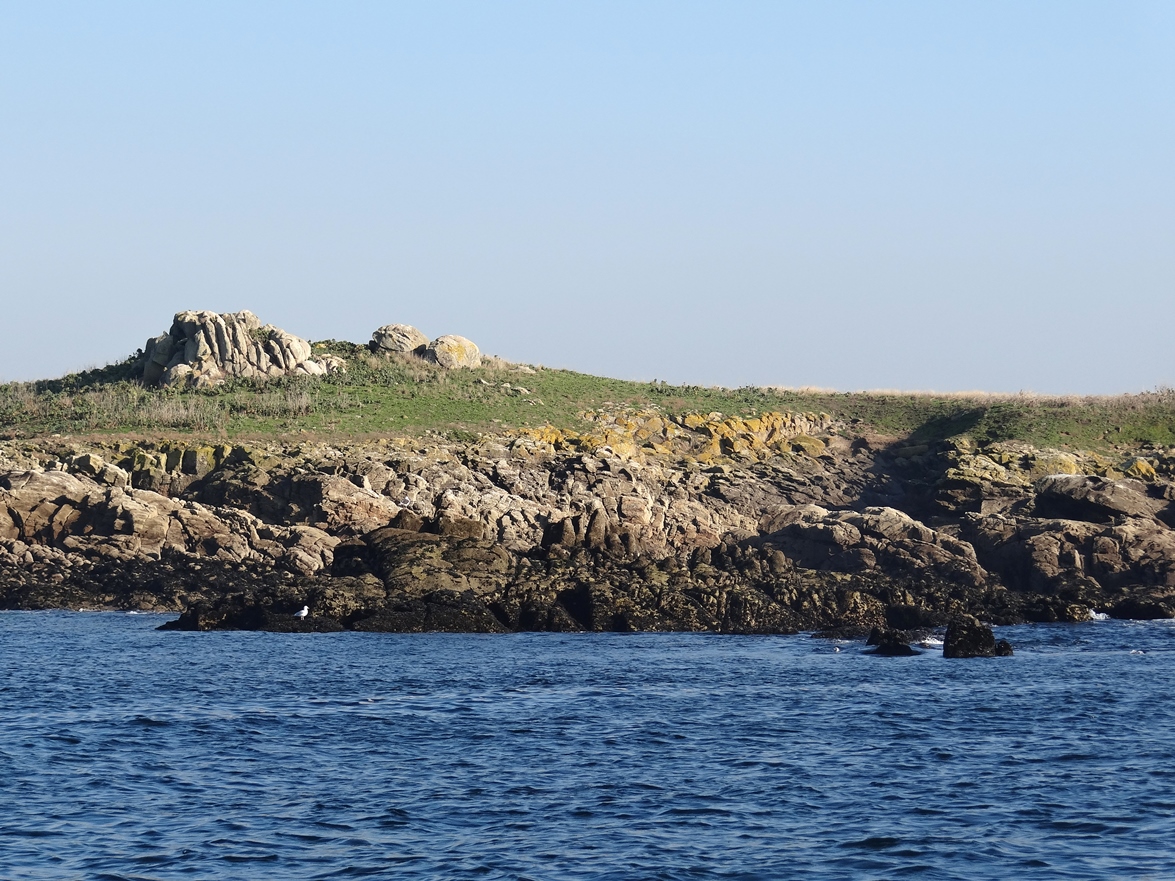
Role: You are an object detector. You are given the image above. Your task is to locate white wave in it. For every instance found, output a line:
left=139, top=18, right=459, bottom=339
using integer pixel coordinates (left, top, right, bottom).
left=1089, top=610, right=1110, bottom=621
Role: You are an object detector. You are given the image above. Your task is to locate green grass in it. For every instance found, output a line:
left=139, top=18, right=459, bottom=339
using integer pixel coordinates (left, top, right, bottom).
left=2, top=343, right=1174, bottom=452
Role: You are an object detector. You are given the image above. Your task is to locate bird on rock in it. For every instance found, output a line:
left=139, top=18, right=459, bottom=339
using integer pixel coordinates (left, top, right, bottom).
left=295, top=605, right=309, bottom=619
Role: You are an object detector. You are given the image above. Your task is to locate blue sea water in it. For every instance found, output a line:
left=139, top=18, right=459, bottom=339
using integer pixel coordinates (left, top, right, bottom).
left=2, top=614, right=1174, bottom=880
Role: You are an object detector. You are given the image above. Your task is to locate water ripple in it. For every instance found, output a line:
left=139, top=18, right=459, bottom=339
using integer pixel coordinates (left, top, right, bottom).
left=2, top=614, right=1175, bottom=879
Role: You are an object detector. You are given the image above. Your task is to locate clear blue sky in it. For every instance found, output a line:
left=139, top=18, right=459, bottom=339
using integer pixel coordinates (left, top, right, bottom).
left=2, top=1, right=1172, bottom=393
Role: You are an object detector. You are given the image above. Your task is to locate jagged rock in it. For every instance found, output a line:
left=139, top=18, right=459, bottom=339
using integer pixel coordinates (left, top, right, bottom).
left=371, top=324, right=429, bottom=354
left=1123, top=458, right=1158, bottom=481
left=285, top=474, right=402, bottom=535
left=361, top=528, right=514, bottom=597
left=69, top=453, right=105, bottom=477
left=943, top=614, right=1013, bottom=658
left=141, top=310, right=341, bottom=387
left=1035, top=474, right=1167, bottom=523
left=932, top=442, right=1130, bottom=516
left=0, top=469, right=337, bottom=575
left=350, top=590, right=509, bottom=633
left=316, top=355, right=347, bottom=375
left=424, top=335, right=481, bottom=369
left=790, top=435, right=827, bottom=457
left=962, top=512, right=1175, bottom=599
left=885, top=603, right=944, bottom=629
left=755, top=504, right=987, bottom=587
left=935, top=449, right=1035, bottom=515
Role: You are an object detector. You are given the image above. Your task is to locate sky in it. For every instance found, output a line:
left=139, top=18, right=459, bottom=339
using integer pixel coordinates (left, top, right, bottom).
left=1, top=1, right=1173, bottom=393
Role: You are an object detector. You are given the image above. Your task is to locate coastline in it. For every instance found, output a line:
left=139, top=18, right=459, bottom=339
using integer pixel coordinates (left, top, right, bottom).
left=4, top=418, right=1174, bottom=635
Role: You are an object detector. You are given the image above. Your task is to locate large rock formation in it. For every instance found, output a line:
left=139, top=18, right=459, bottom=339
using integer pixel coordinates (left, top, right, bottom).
left=6, top=406, right=1175, bottom=633
left=142, top=310, right=343, bottom=388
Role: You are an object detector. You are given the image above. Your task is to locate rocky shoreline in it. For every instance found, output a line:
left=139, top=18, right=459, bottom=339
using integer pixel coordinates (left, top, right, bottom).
left=4, top=402, right=1175, bottom=636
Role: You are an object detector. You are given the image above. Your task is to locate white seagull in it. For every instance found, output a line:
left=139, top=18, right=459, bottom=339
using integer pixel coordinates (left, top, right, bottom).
left=295, top=605, right=309, bottom=619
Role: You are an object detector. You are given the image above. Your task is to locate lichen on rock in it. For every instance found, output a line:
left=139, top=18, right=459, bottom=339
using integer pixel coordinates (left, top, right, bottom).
left=424, top=335, right=481, bottom=369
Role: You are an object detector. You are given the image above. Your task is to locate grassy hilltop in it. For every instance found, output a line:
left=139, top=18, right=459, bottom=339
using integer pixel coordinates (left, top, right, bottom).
left=2, top=338, right=1174, bottom=453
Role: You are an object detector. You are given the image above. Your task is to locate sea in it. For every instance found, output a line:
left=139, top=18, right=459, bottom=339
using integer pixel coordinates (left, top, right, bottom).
left=2, top=613, right=1174, bottom=881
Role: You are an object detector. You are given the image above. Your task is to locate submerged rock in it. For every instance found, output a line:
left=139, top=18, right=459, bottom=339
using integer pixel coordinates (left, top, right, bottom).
left=864, top=626, right=920, bottom=656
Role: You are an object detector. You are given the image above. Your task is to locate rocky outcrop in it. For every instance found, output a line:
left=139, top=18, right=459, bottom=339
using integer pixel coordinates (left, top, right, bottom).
left=931, top=441, right=1129, bottom=516
left=6, top=411, right=1175, bottom=633
left=371, top=324, right=429, bottom=355
left=755, top=504, right=986, bottom=587
left=962, top=512, right=1175, bottom=603
left=424, top=335, right=481, bottom=369
left=141, top=310, right=344, bottom=388
left=1034, top=474, right=1169, bottom=523
left=943, top=615, right=1013, bottom=658
left=0, top=467, right=337, bottom=575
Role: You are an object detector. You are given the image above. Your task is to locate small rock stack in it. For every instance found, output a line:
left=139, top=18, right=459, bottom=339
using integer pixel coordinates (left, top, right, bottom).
left=142, top=310, right=344, bottom=388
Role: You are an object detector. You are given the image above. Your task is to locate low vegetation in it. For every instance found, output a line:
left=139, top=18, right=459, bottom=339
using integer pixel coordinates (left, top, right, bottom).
left=2, top=341, right=1173, bottom=452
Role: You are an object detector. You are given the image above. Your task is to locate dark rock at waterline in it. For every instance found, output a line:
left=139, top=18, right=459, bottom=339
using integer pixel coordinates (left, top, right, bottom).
left=864, top=626, right=920, bottom=656
left=943, top=614, right=1013, bottom=658
left=157, top=590, right=347, bottom=633
left=1020, top=597, right=1096, bottom=624
left=1108, top=595, right=1175, bottom=621
left=349, top=590, right=509, bottom=633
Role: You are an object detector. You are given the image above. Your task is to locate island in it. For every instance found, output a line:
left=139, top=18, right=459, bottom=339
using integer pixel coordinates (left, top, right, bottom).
left=2, top=310, right=1173, bottom=639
